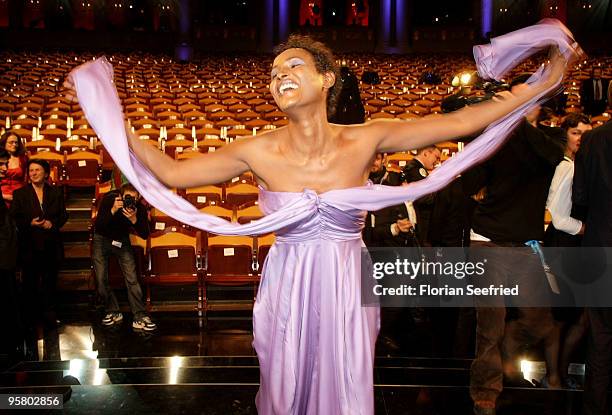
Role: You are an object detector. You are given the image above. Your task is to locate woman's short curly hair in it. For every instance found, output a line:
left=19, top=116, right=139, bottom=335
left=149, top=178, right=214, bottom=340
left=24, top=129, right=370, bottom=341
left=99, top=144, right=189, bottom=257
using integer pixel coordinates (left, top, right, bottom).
left=273, top=35, right=343, bottom=117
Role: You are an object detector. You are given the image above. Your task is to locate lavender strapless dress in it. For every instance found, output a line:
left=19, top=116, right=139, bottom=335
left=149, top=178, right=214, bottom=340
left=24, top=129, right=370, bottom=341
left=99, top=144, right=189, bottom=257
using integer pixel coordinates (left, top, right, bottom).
left=70, top=19, right=579, bottom=415
left=253, top=187, right=378, bottom=415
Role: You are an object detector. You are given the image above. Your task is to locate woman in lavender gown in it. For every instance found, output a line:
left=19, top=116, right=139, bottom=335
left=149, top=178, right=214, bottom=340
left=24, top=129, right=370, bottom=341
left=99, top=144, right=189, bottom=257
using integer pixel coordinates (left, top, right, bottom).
left=65, top=25, right=575, bottom=414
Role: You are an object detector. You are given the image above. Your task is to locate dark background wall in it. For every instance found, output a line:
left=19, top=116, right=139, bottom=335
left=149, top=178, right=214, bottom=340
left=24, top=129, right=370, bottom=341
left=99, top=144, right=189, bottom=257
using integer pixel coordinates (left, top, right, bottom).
left=0, top=0, right=610, bottom=54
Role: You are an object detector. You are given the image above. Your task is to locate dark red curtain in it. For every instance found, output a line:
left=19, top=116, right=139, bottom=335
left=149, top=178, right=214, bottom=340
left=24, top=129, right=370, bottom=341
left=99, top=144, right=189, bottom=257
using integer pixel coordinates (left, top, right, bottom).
left=23, top=0, right=45, bottom=29
left=346, top=0, right=368, bottom=26
left=72, top=1, right=95, bottom=30
left=299, top=0, right=323, bottom=26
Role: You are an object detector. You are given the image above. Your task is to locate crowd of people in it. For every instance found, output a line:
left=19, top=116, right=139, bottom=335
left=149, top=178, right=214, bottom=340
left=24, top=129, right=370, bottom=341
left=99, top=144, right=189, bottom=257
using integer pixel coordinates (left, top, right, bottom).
left=0, top=132, right=157, bottom=362
left=0, top=146, right=68, bottom=361
left=364, top=80, right=611, bottom=413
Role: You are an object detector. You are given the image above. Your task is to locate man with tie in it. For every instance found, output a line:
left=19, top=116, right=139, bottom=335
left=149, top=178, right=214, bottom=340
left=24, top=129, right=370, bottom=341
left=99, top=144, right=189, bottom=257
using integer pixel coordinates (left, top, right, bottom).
left=580, top=67, right=609, bottom=117
left=370, top=146, right=440, bottom=247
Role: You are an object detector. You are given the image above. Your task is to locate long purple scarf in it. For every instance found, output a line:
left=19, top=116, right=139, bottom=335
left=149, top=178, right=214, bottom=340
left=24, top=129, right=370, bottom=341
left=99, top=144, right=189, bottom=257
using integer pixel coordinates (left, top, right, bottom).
left=70, top=19, right=579, bottom=236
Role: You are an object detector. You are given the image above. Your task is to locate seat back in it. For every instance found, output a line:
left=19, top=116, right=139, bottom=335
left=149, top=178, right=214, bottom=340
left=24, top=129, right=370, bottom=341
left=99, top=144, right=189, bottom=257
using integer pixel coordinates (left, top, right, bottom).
left=149, top=228, right=199, bottom=278
left=64, top=150, right=101, bottom=186
left=206, top=235, right=254, bottom=277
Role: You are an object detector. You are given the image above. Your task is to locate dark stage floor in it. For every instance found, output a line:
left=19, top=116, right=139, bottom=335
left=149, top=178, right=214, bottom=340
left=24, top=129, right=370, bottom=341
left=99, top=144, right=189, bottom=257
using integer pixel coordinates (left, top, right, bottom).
left=0, top=310, right=587, bottom=415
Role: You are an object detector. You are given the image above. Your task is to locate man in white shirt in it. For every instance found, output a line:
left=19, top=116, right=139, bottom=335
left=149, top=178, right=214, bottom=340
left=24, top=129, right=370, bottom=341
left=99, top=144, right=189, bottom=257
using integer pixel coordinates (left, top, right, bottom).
left=544, top=112, right=591, bottom=246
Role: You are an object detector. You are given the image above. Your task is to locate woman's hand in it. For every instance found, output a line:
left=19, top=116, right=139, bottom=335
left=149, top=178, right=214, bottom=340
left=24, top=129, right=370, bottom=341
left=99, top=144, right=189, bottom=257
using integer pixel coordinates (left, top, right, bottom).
left=122, top=207, right=138, bottom=225
left=111, top=197, right=124, bottom=215
left=500, top=47, right=574, bottom=105
left=396, top=218, right=414, bottom=233
left=31, top=217, right=45, bottom=227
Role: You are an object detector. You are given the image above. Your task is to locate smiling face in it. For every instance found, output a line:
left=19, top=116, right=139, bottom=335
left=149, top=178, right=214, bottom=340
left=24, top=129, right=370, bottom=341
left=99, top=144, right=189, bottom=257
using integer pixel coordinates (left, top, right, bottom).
left=28, top=162, right=48, bottom=185
left=269, top=48, right=335, bottom=115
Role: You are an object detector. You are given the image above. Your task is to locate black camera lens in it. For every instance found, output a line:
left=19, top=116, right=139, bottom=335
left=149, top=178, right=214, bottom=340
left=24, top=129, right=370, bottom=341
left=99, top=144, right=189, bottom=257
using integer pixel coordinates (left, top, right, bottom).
left=123, top=195, right=136, bottom=209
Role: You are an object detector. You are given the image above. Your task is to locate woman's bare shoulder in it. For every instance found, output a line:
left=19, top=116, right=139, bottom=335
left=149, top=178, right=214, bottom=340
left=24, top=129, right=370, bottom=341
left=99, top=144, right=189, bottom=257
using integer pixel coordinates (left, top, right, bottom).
left=230, top=127, right=285, bottom=160
left=331, top=122, right=388, bottom=151
left=331, top=120, right=394, bottom=138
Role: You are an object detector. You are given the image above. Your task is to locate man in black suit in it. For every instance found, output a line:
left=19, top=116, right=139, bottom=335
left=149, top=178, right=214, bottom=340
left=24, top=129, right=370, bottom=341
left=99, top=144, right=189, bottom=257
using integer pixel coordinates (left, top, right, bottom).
left=363, top=153, right=401, bottom=247
left=573, top=100, right=612, bottom=414
left=369, top=147, right=439, bottom=356
left=371, top=146, right=441, bottom=247
left=370, top=187, right=418, bottom=248
left=428, top=176, right=474, bottom=248
left=581, top=67, right=609, bottom=117
left=400, top=146, right=440, bottom=246
left=10, top=159, right=68, bottom=337
left=370, top=146, right=440, bottom=247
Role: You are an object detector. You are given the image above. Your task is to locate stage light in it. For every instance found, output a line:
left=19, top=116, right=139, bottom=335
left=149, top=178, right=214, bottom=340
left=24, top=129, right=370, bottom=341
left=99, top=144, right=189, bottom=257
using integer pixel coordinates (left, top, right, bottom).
left=520, top=359, right=533, bottom=374
left=68, top=359, right=84, bottom=379
left=168, top=356, right=184, bottom=385
left=519, top=358, right=547, bottom=384
left=93, top=366, right=109, bottom=386
left=452, top=71, right=477, bottom=88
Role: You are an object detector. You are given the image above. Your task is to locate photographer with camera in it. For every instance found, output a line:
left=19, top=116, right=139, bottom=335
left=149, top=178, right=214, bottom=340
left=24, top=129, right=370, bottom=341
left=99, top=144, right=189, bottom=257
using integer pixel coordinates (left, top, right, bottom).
left=93, top=183, right=156, bottom=331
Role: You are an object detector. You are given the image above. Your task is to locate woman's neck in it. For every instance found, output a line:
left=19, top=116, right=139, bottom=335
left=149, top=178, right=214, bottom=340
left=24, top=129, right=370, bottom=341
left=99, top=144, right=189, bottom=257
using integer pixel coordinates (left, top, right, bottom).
left=32, top=182, right=45, bottom=190
left=284, top=108, right=336, bottom=162
left=8, top=154, right=19, bottom=165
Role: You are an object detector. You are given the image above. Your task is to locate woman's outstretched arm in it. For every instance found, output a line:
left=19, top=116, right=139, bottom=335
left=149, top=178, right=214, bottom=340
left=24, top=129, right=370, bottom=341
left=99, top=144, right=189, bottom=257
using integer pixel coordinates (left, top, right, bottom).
left=368, top=49, right=568, bottom=153
left=123, top=125, right=250, bottom=188
left=63, top=77, right=251, bottom=189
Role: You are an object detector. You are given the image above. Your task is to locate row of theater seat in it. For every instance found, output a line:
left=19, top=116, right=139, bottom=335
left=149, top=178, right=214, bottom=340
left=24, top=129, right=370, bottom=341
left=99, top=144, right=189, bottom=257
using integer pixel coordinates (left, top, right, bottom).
left=92, top=180, right=273, bottom=315
left=107, top=226, right=274, bottom=316
left=25, top=134, right=441, bottom=191
left=2, top=52, right=611, bottom=143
